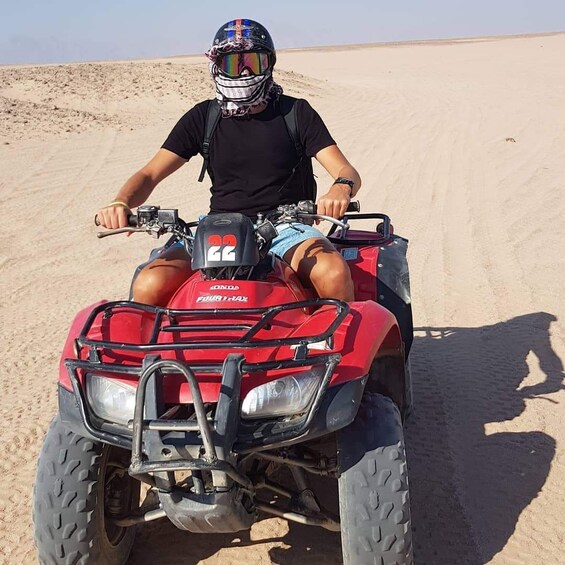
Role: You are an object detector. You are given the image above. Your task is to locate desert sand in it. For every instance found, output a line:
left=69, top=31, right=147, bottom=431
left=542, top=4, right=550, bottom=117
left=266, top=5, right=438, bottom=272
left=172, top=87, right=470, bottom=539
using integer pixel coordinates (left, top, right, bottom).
left=1, top=32, right=564, bottom=564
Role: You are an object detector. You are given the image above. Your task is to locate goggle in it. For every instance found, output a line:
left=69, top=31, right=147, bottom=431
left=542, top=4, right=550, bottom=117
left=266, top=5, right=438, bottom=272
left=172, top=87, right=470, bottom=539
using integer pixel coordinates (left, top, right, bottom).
left=217, top=51, right=270, bottom=78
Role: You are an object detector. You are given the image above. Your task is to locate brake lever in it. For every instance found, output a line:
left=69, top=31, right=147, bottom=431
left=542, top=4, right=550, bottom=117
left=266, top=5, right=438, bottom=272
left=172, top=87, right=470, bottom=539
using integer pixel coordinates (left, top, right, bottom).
left=96, top=227, right=146, bottom=239
left=298, top=213, right=349, bottom=230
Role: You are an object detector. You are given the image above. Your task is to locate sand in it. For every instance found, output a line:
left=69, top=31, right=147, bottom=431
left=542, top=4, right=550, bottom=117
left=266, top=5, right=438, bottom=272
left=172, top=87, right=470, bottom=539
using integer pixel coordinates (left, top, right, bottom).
left=1, top=33, right=564, bottom=564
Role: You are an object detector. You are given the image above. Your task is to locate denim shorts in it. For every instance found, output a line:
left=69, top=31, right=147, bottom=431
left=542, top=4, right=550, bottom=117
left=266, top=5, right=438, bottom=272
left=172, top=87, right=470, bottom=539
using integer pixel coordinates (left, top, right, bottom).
left=268, top=223, right=325, bottom=259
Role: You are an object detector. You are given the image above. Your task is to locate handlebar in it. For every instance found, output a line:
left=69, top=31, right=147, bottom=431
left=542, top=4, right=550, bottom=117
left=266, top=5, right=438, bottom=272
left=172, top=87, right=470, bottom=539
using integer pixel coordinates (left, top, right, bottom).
left=95, top=200, right=360, bottom=240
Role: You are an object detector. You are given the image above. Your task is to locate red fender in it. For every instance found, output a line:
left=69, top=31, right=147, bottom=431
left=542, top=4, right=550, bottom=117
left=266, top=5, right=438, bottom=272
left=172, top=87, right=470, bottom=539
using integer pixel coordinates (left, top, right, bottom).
left=287, top=300, right=402, bottom=386
left=59, top=300, right=156, bottom=391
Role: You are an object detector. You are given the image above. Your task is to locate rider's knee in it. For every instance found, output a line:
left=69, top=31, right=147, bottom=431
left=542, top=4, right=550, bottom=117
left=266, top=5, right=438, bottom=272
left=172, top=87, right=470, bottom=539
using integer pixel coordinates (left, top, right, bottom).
left=312, top=254, right=352, bottom=288
left=132, top=266, right=166, bottom=306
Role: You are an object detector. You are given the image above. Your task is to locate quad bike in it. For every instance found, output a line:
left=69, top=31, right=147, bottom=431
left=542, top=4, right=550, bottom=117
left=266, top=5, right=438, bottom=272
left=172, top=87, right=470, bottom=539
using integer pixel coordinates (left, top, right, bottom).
left=33, top=201, right=414, bottom=564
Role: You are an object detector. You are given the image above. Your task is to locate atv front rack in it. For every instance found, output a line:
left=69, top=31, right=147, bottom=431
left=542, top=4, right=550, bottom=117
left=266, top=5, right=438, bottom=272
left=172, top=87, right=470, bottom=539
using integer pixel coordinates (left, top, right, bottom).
left=75, top=298, right=349, bottom=355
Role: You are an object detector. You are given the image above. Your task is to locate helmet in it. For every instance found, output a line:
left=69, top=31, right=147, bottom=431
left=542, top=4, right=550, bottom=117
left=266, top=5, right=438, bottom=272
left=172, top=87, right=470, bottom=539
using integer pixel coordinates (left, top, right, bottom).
left=211, top=19, right=276, bottom=67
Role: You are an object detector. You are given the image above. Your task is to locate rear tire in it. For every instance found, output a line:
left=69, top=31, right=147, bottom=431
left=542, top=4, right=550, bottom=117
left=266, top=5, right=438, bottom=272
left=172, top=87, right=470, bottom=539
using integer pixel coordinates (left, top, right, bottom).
left=33, top=416, right=139, bottom=565
left=338, top=393, right=413, bottom=565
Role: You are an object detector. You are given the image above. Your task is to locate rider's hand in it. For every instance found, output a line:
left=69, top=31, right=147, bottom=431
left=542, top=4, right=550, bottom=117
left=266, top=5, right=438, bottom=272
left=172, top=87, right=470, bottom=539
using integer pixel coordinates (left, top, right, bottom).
left=317, top=184, right=351, bottom=219
left=95, top=202, right=131, bottom=229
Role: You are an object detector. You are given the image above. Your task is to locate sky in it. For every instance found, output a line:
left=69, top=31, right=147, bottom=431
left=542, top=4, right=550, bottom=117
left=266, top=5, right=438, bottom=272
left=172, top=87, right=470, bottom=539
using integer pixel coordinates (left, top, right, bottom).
left=1, top=0, right=565, bottom=65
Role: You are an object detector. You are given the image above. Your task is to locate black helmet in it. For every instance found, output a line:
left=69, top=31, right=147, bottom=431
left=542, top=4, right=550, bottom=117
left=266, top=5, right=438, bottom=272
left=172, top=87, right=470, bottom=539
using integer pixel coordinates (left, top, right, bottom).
left=211, top=19, right=276, bottom=66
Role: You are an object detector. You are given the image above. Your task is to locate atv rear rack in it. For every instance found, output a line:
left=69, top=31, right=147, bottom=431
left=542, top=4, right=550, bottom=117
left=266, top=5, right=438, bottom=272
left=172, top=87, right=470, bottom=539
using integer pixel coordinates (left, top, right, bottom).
left=75, top=298, right=349, bottom=355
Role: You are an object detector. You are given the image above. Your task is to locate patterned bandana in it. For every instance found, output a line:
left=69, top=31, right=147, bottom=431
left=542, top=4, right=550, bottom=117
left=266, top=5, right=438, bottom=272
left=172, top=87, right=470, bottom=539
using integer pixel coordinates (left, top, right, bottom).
left=206, top=39, right=283, bottom=116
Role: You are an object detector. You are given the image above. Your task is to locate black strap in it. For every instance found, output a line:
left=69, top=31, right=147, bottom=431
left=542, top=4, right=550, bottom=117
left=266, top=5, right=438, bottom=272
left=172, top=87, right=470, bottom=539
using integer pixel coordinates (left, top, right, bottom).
left=276, top=94, right=304, bottom=195
left=198, top=100, right=222, bottom=182
left=278, top=94, right=303, bottom=158
left=278, top=95, right=317, bottom=200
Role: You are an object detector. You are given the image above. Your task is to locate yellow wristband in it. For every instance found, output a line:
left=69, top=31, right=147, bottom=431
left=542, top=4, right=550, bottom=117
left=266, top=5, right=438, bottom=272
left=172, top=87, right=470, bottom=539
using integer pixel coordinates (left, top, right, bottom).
left=109, top=201, right=131, bottom=209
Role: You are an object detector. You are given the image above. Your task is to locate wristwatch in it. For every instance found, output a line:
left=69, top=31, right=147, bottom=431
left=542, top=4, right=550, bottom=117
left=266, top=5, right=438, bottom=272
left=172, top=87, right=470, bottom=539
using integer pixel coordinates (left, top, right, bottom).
left=333, top=177, right=355, bottom=195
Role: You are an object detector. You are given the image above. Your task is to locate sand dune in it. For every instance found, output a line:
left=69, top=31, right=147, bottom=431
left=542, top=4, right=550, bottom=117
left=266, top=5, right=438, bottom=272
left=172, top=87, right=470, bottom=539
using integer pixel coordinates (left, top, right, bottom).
left=0, top=33, right=564, bottom=564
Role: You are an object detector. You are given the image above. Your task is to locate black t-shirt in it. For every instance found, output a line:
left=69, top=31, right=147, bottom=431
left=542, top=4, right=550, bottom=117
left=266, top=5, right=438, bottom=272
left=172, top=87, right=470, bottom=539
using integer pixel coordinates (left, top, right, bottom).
left=162, top=97, right=335, bottom=217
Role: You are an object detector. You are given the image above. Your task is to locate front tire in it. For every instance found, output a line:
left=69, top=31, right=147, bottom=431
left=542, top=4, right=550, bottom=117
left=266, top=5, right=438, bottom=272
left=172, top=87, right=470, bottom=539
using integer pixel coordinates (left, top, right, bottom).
left=33, top=416, right=139, bottom=565
left=337, top=393, right=413, bottom=565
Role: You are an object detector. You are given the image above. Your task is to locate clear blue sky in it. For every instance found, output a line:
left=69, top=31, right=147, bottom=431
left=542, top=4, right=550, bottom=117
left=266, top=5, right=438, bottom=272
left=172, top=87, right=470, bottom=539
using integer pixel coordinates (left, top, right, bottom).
left=1, top=0, right=564, bottom=64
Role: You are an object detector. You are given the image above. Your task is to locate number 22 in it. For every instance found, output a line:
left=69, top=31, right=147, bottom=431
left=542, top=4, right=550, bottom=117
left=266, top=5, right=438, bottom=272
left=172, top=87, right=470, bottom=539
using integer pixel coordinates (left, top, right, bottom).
left=208, top=234, right=237, bottom=262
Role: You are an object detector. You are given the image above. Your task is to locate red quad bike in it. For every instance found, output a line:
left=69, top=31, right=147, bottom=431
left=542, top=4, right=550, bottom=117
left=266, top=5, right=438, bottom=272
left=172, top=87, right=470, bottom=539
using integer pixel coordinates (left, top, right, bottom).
left=33, top=201, right=414, bottom=565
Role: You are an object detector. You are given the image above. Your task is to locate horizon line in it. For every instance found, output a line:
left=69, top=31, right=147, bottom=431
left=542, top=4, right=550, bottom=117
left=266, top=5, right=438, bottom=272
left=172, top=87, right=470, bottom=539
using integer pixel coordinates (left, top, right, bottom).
left=2, top=29, right=564, bottom=69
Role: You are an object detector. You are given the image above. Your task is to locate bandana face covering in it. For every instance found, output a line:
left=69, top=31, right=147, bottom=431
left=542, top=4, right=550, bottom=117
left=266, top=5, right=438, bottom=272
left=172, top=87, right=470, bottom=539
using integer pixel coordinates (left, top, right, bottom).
left=206, top=39, right=283, bottom=116
left=214, top=70, right=272, bottom=113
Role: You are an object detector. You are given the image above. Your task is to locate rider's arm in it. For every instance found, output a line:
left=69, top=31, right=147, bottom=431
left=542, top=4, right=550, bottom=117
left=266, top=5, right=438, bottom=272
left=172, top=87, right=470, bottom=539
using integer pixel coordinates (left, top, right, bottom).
left=315, top=144, right=362, bottom=218
left=97, top=149, right=187, bottom=229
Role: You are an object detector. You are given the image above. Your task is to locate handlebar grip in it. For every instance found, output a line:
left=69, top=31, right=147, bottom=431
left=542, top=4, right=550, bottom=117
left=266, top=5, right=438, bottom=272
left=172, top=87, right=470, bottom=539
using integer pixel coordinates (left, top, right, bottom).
left=94, top=204, right=138, bottom=227
left=301, top=200, right=360, bottom=216
left=94, top=213, right=138, bottom=228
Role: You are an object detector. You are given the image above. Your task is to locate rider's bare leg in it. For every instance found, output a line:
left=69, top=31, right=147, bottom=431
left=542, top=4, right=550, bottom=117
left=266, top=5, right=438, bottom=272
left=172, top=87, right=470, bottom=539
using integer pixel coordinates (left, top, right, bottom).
left=284, top=237, right=355, bottom=302
left=132, top=246, right=193, bottom=306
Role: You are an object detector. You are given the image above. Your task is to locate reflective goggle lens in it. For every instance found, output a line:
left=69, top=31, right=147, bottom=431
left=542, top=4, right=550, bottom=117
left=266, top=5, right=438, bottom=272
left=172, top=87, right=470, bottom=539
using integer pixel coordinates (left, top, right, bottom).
left=218, top=52, right=270, bottom=77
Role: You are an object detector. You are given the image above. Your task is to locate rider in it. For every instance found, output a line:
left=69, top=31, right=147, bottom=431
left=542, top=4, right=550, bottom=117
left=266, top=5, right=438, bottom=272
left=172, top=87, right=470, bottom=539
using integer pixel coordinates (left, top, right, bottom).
left=96, top=19, right=361, bottom=306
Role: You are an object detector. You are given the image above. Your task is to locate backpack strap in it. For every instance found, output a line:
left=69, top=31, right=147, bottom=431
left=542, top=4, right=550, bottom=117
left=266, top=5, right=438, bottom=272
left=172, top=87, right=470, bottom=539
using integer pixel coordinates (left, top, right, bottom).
left=198, top=100, right=222, bottom=182
left=278, top=94, right=303, bottom=159
left=277, top=95, right=317, bottom=200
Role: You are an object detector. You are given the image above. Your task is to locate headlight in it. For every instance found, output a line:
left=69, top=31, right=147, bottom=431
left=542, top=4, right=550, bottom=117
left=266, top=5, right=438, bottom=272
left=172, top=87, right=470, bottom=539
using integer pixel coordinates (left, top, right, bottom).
left=86, top=374, right=136, bottom=426
left=241, top=368, right=324, bottom=420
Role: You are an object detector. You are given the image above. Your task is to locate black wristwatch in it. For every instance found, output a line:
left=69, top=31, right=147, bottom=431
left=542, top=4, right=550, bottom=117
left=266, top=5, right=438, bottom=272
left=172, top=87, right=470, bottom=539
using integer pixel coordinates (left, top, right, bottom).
left=333, top=177, right=355, bottom=194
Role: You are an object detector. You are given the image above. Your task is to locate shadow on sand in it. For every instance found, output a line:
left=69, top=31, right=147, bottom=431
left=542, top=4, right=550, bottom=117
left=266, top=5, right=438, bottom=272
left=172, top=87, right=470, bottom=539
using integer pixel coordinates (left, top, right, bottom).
left=128, top=312, right=563, bottom=565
